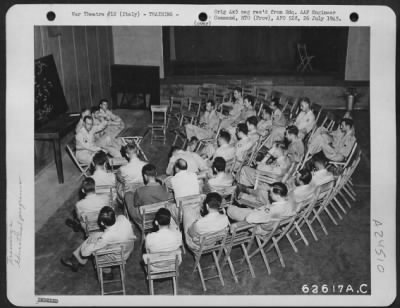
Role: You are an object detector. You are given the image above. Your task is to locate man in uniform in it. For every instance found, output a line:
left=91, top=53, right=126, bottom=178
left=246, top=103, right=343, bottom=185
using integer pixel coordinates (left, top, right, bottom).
left=185, top=99, right=220, bottom=141
left=285, top=125, right=305, bottom=164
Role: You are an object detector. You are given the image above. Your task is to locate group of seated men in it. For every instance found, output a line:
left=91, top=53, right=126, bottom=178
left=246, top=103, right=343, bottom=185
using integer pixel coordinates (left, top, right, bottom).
left=61, top=89, right=357, bottom=278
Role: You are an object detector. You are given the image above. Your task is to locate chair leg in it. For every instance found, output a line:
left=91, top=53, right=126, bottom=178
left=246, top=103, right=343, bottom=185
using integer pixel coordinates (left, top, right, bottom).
left=99, top=268, right=104, bottom=295
left=323, top=206, right=338, bottom=226
left=120, top=264, right=126, bottom=295
left=313, top=209, right=328, bottom=236
left=172, top=277, right=177, bottom=295
left=338, top=190, right=352, bottom=209
left=196, top=263, right=207, bottom=292
left=305, top=218, right=319, bottom=241
left=212, top=251, right=225, bottom=287
left=242, top=244, right=256, bottom=278
left=286, top=231, right=298, bottom=253
left=333, top=196, right=348, bottom=215
left=256, top=237, right=271, bottom=274
left=272, top=238, right=285, bottom=268
left=149, top=278, right=154, bottom=295
left=295, top=222, right=309, bottom=246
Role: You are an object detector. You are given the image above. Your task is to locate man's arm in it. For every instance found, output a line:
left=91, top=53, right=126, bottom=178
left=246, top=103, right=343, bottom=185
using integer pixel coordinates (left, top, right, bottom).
left=80, top=233, right=108, bottom=257
left=75, top=133, right=101, bottom=152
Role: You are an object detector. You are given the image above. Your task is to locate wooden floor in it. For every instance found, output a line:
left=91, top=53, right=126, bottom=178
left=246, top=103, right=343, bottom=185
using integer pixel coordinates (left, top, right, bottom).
left=35, top=109, right=371, bottom=296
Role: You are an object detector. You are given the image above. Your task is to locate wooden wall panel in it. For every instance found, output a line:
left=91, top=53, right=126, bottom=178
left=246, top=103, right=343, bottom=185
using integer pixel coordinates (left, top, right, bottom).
left=46, top=29, right=65, bottom=93
left=97, top=26, right=111, bottom=101
left=86, top=27, right=102, bottom=107
left=59, top=27, right=80, bottom=112
left=73, top=27, right=92, bottom=109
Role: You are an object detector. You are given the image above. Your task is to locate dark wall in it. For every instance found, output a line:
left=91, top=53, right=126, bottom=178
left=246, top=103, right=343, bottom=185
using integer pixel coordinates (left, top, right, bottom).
left=164, top=26, right=348, bottom=76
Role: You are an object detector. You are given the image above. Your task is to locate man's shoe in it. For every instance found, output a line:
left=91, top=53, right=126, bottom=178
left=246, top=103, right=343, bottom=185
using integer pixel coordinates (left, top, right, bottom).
left=65, top=218, right=81, bottom=232
left=61, top=256, right=80, bottom=272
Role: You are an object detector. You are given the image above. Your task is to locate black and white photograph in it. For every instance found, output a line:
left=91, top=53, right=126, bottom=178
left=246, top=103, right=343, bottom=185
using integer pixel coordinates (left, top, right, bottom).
left=6, top=4, right=396, bottom=306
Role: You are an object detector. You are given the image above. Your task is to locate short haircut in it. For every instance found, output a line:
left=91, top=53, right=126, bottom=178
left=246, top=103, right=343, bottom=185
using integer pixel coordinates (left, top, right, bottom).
left=270, top=97, right=280, bottom=108
left=244, top=95, right=254, bottom=106
left=98, top=206, right=116, bottom=227
left=237, top=123, right=248, bottom=135
left=155, top=208, right=171, bottom=226
left=206, top=99, right=215, bottom=107
left=218, top=130, right=231, bottom=143
left=234, top=87, right=242, bottom=94
left=271, top=182, right=288, bottom=197
left=205, top=192, right=223, bottom=210
left=91, top=106, right=100, bottom=113
left=262, top=106, right=272, bottom=116
left=298, top=168, right=312, bottom=185
left=82, top=177, right=95, bottom=193
left=246, top=116, right=258, bottom=127
left=142, top=163, right=157, bottom=178
left=300, top=97, right=311, bottom=106
left=175, top=158, right=188, bottom=171
left=83, top=115, right=93, bottom=123
left=212, top=157, right=226, bottom=172
left=189, top=136, right=199, bottom=144
left=286, top=125, right=299, bottom=136
left=312, top=152, right=328, bottom=166
left=99, top=99, right=109, bottom=106
left=340, top=118, right=354, bottom=128
left=92, top=150, right=108, bottom=166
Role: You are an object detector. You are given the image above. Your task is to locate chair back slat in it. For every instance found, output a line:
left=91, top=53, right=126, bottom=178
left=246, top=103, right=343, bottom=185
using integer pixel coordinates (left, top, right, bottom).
left=94, top=240, right=135, bottom=266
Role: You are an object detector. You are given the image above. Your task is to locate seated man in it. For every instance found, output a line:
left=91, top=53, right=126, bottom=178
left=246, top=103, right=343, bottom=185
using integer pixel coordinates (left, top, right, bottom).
left=98, top=98, right=125, bottom=138
left=308, top=118, right=356, bottom=162
left=90, top=151, right=116, bottom=186
left=61, top=206, right=135, bottom=273
left=238, top=142, right=291, bottom=187
left=201, top=130, right=235, bottom=163
left=246, top=116, right=259, bottom=145
left=257, top=107, right=273, bottom=137
left=66, top=177, right=110, bottom=231
left=144, top=208, right=182, bottom=254
left=227, top=182, right=296, bottom=231
left=166, top=147, right=208, bottom=176
left=285, top=125, right=305, bottom=164
left=170, top=159, right=201, bottom=199
left=233, top=123, right=254, bottom=172
left=263, top=99, right=288, bottom=149
left=184, top=192, right=229, bottom=250
left=310, top=153, right=335, bottom=187
left=218, top=87, right=244, bottom=129
left=207, top=157, right=234, bottom=191
left=185, top=99, right=220, bottom=141
left=288, top=168, right=316, bottom=206
left=75, top=115, right=107, bottom=164
left=224, top=95, right=257, bottom=136
left=125, top=163, right=173, bottom=226
left=116, top=143, right=147, bottom=202
left=293, top=97, right=315, bottom=139
left=75, top=108, right=91, bottom=134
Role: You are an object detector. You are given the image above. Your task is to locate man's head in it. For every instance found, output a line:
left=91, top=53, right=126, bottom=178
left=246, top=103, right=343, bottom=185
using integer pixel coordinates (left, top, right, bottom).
left=142, top=163, right=157, bottom=184
left=212, top=157, right=226, bottom=174
left=285, top=125, right=299, bottom=142
left=174, top=158, right=188, bottom=174
left=80, top=108, right=91, bottom=119
left=340, top=118, right=354, bottom=133
left=233, top=87, right=242, bottom=100
left=295, top=169, right=313, bottom=186
left=268, top=182, right=288, bottom=203
left=90, top=106, right=101, bottom=120
left=270, top=98, right=280, bottom=111
left=299, top=97, right=311, bottom=112
left=83, top=116, right=94, bottom=132
left=243, top=96, right=254, bottom=108
left=269, top=142, right=286, bottom=158
left=261, top=107, right=272, bottom=120
left=92, top=150, right=109, bottom=169
left=124, top=143, right=139, bottom=161
left=246, top=116, right=258, bottom=131
left=187, top=137, right=199, bottom=152
left=154, top=208, right=171, bottom=227
left=81, top=177, right=96, bottom=195
left=204, top=192, right=223, bottom=212
left=217, top=131, right=231, bottom=146
left=312, top=152, right=328, bottom=171
left=99, top=99, right=109, bottom=111
left=97, top=206, right=116, bottom=229
left=236, top=123, right=248, bottom=140
left=206, top=99, right=215, bottom=112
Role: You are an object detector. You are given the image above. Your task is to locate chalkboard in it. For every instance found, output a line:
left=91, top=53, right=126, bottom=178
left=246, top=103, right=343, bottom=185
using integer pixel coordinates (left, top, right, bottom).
left=35, top=55, right=68, bottom=129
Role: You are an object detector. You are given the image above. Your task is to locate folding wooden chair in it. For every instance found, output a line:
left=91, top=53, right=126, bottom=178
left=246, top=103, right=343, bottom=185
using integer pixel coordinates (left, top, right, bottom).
left=296, top=43, right=315, bottom=72
left=144, top=249, right=181, bottom=295
left=81, top=210, right=102, bottom=238
left=93, top=239, right=135, bottom=295
left=179, top=97, right=202, bottom=126
left=176, top=194, right=206, bottom=225
left=198, top=86, right=215, bottom=103
left=148, top=105, right=168, bottom=144
left=254, top=97, right=267, bottom=117
left=120, top=136, right=148, bottom=162
left=242, top=85, right=256, bottom=97
left=189, top=228, right=228, bottom=292
left=66, top=144, right=90, bottom=178
left=310, top=102, right=323, bottom=124
left=283, top=96, right=300, bottom=121
left=328, top=141, right=358, bottom=171
left=222, top=221, right=257, bottom=282
left=255, top=87, right=269, bottom=101
left=214, top=86, right=231, bottom=106
left=95, top=184, right=116, bottom=208
left=167, top=96, right=186, bottom=127
left=233, top=141, right=259, bottom=175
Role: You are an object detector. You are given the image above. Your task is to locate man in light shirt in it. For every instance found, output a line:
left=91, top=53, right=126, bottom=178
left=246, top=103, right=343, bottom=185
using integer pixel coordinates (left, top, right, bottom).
left=310, top=153, right=335, bottom=187
left=166, top=147, right=208, bottom=176
left=90, top=151, right=116, bottom=186
left=185, top=99, right=220, bottom=141
left=170, top=159, right=200, bottom=199
left=285, top=125, right=305, bottom=164
left=144, top=208, right=182, bottom=254
left=294, top=97, right=315, bottom=139
left=61, top=206, right=135, bottom=274
left=246, top=116, right=260, bottom=145
left=116, top=143, right=147, bottom=202
left=207, top=157, right=234, bottom=191
left=185, top=192, right=229, bottom=250
left=203, top=130, right=235, bottom=163
left=289, top=168, right=316, bottom=207
left=233, top=123, right=254, bottom=172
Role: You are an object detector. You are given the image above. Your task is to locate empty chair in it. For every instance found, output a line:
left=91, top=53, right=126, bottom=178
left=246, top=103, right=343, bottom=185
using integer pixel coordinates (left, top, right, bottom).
left=167, top=96, right=186, bottom=127
left=179, top=97, right=202, bottom=126
left=242, top=85, right=256, bottom=97
left=296, top=43, right=315, bottom=72
left=149, top=105, right=168, bottom=144
left=93, top=240, right=135, bottom=295
left=255, top=87, right=269, bottom=101
left=198, top=86, right=215, bottom=103
left=143, top=249, right=181, bottom=295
